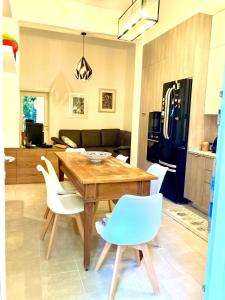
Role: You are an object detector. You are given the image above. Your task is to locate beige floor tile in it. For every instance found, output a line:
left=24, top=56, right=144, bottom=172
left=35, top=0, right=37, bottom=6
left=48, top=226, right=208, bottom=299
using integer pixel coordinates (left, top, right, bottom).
left=5, top=183, right=208, bottom=300
left=5, top=184, right=17, bottom=201
left=42, top=270, right=84, bottom=299
left=41, top=257, right=78, bottom=274
left=162, top=275, right=203, bottom=300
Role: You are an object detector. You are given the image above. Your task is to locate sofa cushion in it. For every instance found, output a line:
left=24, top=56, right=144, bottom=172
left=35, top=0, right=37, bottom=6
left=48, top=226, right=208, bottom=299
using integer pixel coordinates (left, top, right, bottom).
left=81, top=130, right=101, bottom=147
left=59, top=130, right=81, bottom=147
left=51, top=136, right=67, bottom=145
left=101, top=129, right=120, bottom=147
left=61, top=136, right=77, bottom=148
left=119, top=130, right=131, bottom=146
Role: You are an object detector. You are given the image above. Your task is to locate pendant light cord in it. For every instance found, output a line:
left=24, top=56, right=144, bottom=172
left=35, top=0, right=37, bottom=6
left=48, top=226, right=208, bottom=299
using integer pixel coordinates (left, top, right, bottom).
left=81, top=32, right=86, bottom=57
left=83, top=34, right=84, bottom=56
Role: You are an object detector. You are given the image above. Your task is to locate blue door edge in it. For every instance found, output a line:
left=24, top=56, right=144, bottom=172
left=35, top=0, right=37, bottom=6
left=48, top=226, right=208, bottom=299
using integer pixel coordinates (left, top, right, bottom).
left=204, top=67, right=225, bottom=299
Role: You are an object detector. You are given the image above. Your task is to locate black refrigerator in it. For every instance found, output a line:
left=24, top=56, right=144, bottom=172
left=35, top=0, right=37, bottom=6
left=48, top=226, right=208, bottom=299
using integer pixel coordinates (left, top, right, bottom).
left=159, top=78, right=192, bottom=203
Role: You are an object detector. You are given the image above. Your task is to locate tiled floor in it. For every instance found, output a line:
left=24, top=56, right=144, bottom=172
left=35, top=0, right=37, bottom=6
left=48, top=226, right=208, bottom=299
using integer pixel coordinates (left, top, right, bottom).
left=5, top=184, right=208, bottom=300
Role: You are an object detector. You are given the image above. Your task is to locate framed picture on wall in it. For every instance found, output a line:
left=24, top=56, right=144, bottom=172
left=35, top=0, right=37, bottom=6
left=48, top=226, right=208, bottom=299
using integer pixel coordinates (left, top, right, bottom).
left=69, top=93, right=88, bottom=118
left=99, top=89, right=116, bottom=113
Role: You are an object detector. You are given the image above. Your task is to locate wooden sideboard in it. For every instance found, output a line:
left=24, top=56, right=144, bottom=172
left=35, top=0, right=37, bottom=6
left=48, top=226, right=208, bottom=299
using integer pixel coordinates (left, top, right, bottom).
left=4, top=147, right=64, bottom=184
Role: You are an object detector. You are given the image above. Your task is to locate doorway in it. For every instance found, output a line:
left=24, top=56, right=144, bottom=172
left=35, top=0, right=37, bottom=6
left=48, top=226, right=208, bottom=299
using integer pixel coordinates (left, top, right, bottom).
left=20, top=91, right=49, bottom=144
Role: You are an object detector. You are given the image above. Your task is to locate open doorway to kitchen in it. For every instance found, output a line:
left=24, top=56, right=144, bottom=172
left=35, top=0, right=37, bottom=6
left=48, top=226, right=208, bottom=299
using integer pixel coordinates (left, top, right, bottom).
left=20, top=91, right=49, bottom=145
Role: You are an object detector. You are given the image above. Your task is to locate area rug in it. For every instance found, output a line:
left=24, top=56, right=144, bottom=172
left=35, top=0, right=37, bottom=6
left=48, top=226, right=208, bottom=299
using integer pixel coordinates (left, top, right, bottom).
left=164, top=206, right=208, bottom=241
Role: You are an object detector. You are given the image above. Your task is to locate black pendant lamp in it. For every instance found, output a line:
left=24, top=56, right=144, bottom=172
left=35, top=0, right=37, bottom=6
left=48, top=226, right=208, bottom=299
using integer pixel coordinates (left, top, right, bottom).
left=75, top=32, right=92, bottom=80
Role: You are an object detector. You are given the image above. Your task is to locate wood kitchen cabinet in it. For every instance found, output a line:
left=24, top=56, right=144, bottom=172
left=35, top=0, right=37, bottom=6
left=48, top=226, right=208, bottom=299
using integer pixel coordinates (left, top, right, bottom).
left=205, top=45, right=225, bottom=114
left=4, top=148, right=17, bottom=184
left=4, top=147, right=64, bottom=184
left=205, top=9, right=225, bottom=114
left=184, top=152, right=215, bottom=214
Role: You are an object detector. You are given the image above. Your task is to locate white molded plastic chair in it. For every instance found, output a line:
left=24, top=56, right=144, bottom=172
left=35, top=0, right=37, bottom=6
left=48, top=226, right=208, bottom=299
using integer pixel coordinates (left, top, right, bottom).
left=95, top=193, right=162, bottom=300
left=41, top=156, right=76, bottom=195
left=116, top=154, right=128, bottom=163
left=65, top=147, right=86, bottom=153
left=147, top=163, right=168, bottom=195
left=37, top=164, right=84, bottom=259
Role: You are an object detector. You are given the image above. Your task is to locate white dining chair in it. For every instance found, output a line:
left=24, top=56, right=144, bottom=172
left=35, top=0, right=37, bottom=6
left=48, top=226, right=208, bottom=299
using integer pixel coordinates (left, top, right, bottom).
left=116, top=154, right=128, bottom=163
left=95, top=193, right=162, bottom=300
left=41, top=156, right=76, bottom=195
left=147, top=163, right=168, bottom=246
left=41, top=155, right=78, bottom=219
left=37, top=164, right=84, bottom=259
left=146, top=163, right=168, bottom=195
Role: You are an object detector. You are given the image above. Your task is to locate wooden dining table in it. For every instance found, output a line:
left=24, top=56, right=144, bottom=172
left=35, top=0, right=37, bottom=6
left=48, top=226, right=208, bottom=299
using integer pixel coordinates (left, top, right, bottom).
left=55, top=152, right=157, bottom=270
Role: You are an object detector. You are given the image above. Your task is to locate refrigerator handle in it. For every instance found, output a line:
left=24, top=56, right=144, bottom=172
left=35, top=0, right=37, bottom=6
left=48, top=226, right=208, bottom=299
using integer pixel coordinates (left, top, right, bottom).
left=183, top=116, right=188, bottom=143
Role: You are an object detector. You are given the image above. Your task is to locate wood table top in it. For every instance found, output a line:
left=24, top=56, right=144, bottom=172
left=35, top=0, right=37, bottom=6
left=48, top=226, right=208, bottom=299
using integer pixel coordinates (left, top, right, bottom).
left=55, top=152, right=157, bottom=184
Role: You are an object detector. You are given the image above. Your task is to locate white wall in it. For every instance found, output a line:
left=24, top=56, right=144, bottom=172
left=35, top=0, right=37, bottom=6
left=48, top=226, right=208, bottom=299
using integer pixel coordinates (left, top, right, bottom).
left=3, top=17, right=20, bottom=147
left=130, top=41, right=143, bottom=166
left=20, top=28, right=135, bottom=139
left=11, top=0, right=120, bottom=37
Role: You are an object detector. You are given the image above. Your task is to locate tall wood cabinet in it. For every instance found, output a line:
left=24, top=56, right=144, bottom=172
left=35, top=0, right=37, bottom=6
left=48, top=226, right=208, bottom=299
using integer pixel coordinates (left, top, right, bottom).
left=4, top=148, right=64, bottom=184
left=205, top=9, right=225, bottom=114
left=138, top=13, right=212, bottom=169
left=184, top=152, right=215, bottom=214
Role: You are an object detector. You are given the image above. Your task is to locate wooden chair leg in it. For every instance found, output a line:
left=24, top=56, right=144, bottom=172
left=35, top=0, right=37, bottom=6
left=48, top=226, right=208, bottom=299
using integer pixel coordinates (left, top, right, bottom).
left=95, top=242, right=112, bottom=271
left=108, top=200, right=112, bottom=212
left=43, top=207, right=50, bottom=219
left=46, top=214, right=59, bottom=260
left=109, top=246, right=125, bottom=300
left=40, top=210, right=54, bottom=240
left=141, top=243, right=160, bottom=294
left=135, top=249, right=141, bottom=266
left=74, top=214, right=84, bottom=242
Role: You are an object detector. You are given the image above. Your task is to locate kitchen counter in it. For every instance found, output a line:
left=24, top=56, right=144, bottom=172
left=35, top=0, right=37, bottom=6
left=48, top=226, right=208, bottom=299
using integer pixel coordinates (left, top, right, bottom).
left=188, top=149, right=216, bottom=158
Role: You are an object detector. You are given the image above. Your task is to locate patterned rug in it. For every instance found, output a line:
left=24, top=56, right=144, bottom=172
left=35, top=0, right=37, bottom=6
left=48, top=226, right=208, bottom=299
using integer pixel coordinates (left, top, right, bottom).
left=164, top=205, right=208, bottom=241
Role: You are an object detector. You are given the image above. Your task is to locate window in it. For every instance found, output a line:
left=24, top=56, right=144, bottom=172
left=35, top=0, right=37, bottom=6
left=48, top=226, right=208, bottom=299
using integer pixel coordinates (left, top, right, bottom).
left=20, top=91, right=49, bottom=143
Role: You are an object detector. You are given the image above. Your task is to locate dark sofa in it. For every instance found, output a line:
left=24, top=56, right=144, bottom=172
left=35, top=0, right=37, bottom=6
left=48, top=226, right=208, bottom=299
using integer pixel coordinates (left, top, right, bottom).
left=51, top=128, right=131, bottom=159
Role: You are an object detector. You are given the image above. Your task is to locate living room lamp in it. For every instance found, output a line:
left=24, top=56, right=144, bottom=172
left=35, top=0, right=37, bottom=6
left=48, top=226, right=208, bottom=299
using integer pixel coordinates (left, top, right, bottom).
left=118, top=0, right=160, bottom=41
left=75, top=32, right=92, bottom=80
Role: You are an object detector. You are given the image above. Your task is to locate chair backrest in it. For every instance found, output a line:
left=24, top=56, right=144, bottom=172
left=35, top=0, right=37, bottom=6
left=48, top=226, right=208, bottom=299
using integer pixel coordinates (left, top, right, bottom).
left=147, top=163, right=168, bottom=195
left=116, top=154, right=128, bottom=163
left=36, top=164, right=65, bottom=213
left=65, top=148, right=86, bottom=153
left=101, top=193, right=163, bottom=245
left=41, top=156, right=64, bottom=194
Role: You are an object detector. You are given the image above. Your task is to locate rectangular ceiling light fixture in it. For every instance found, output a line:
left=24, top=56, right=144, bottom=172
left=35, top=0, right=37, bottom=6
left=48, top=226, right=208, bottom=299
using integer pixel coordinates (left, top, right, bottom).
left=118, top=0, right=160, bottom=41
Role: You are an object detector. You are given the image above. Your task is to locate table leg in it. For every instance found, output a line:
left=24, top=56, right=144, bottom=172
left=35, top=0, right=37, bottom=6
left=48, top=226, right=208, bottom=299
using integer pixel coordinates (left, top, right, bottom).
left=139, top=250, right=143, bottom=261
left=84, top=202, right=96, bottom=270
left=58, top=160, right=64, bottom=181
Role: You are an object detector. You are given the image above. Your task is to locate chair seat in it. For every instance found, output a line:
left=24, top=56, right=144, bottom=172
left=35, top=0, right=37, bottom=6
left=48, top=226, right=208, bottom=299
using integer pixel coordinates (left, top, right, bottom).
left=48, top=194, right=84, bottom=215
left=60, top=181, right=77, bottom=194
left=96, top=220, right=107, bottom=235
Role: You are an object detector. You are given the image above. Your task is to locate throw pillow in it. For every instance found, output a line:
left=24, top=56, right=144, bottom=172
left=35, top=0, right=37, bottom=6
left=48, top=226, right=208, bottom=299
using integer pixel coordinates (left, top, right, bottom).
left=61, top=136, right=77, bottom=148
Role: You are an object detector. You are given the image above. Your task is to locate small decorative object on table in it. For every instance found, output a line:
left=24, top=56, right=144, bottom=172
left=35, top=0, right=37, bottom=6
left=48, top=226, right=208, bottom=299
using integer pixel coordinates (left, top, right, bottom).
left=83, top=151, right=112, bottom=163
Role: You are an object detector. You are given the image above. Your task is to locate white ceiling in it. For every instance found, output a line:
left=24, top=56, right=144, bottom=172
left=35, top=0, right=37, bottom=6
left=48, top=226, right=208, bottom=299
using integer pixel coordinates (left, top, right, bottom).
left=72, top=0, right=131, bottom=12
